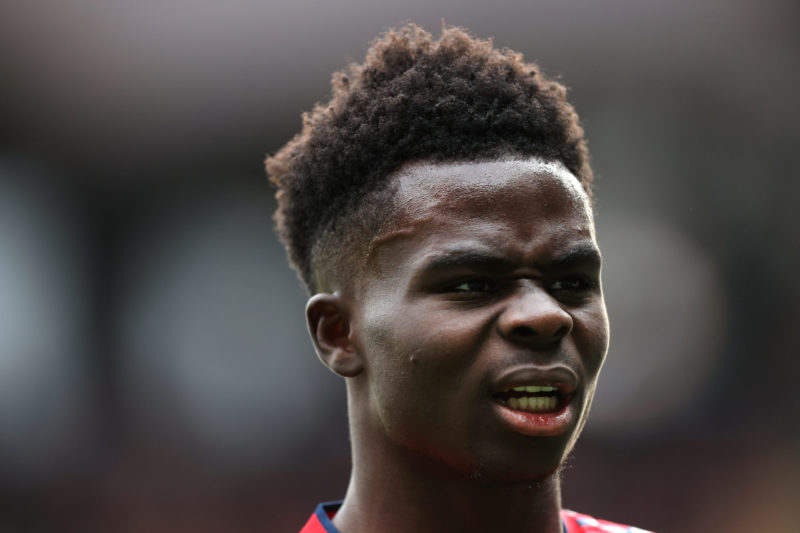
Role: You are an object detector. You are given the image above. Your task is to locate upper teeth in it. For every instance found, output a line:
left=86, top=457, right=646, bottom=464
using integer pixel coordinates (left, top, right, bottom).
left=510, top=385, right=557, bottom=393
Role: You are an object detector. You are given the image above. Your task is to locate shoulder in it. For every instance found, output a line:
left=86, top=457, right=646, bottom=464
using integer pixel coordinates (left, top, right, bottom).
left=561, top=509, right=654, bottom=533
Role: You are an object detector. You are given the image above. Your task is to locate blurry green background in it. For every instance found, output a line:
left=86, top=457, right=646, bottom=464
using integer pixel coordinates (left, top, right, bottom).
left=0, top=1, right=798, bottom=531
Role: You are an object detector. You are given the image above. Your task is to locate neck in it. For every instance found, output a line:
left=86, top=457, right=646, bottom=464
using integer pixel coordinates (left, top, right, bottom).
left=333, top=406, right=564, bottom=533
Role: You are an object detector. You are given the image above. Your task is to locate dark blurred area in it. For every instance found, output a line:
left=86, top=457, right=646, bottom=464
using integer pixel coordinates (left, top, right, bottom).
left=0, top=1, right=798, bottom=531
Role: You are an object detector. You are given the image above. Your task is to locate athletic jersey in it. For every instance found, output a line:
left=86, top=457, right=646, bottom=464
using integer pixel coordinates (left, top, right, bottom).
left=300, top=501, right=653, bottom=533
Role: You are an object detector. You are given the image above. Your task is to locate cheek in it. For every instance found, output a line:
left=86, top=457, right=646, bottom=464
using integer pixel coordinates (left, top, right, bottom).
left=574, top=304, right=610, bottom=377
left=359, top=308, right=426, bottom=407
left=362, top=301, right=480, bottom=372
left=359, top=306, right=481, bottom=424
left=364, top=319, right=455, bottom=396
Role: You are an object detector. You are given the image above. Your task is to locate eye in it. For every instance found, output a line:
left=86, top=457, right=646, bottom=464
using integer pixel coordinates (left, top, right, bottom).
left=550, top=276, right=595, bottom=292
left=448, top=279, right=492, bottom=293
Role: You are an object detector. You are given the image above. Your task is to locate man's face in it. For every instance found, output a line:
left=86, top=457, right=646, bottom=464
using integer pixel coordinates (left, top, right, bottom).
left=348, top=158, right=609, bottom=482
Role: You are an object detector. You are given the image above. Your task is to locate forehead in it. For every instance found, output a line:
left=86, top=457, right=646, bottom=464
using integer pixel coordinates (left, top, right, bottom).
left=360, top=158, right=596, bottom=282
left=392, top=158, right=589, bottom=214
left=381, top=158, right=593, bottom=239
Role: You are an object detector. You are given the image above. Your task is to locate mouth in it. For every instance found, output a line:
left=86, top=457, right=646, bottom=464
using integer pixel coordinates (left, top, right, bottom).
left=490, top=367, right=579, bottom=437
left=492, top=385, right=567, bottom=413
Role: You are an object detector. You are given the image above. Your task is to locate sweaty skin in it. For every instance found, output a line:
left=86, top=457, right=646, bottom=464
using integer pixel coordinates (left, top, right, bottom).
left=307, top=158, right=610, bottom=533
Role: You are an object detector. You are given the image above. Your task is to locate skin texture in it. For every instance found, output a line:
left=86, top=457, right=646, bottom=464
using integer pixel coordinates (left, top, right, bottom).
left=306, top=158, right=609, bottom=533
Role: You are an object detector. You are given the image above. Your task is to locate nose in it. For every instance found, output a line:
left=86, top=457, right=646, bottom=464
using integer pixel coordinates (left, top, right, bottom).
left=497, top=285, right=573, bottom=346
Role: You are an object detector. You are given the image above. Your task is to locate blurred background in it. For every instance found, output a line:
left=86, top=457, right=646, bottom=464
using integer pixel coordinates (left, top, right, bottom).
left=1, top=0, right=798, bottom=531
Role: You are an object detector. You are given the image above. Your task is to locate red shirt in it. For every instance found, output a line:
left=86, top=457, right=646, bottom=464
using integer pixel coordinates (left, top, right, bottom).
left=300, top=501, right=653, bottom=532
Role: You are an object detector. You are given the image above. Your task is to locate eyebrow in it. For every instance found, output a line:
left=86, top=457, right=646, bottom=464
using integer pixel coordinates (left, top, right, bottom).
left=544, top=244, right=602, bottom=270
left=417, top=243, right=602, bottom=274
left=418, top=250, right=511, bottom=273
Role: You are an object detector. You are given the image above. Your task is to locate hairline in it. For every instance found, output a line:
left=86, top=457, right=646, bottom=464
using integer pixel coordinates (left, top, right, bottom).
left=309, top=154, right=592, bottom=296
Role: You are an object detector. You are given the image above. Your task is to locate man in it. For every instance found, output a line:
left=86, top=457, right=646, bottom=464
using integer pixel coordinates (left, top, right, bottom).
left=267, top=24, right=651, bottom=533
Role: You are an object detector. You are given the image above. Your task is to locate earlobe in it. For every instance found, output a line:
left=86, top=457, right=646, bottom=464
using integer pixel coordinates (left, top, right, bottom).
left=306, top=293, right=364, bottom=378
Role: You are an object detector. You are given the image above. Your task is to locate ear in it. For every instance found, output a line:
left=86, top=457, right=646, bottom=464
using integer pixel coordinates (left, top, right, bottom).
left=306, top=293, right=364, bottom=378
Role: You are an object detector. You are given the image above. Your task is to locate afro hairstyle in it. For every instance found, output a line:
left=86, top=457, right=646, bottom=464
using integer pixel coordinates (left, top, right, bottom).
left=266, top=23, right=593, bottom=294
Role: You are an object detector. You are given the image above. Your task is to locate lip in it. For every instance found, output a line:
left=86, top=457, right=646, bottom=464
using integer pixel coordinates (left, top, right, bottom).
left=490, top=365, right=580, bottom=437
left=491, top=365, right=579, bottom=395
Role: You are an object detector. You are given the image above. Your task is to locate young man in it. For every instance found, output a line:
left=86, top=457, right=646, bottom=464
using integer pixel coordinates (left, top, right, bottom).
left=267, top=24, right=651, bottom=533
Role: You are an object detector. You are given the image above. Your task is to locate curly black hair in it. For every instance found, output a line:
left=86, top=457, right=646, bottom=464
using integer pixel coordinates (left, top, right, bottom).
left=267, top=24, right=592, bottom=294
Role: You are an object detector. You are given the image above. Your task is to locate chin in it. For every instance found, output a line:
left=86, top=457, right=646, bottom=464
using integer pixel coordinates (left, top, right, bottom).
left=469, top=462, right=562, bottom=485
left=458, top=448, right=567, bottom=485
left=463, top=440, right=573, bottom=485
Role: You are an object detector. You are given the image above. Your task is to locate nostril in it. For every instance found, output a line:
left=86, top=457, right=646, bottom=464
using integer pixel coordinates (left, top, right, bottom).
left=511, top=325, right=536, bottom=337
left=509, top=324, right=569, bottom=340
left=499, top=291, right=574, bottom=343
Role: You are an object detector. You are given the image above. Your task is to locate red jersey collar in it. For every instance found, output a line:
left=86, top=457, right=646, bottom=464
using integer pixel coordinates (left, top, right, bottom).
left=298, top=500, right=651, bottom=533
